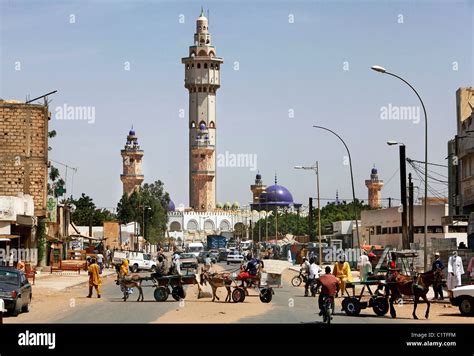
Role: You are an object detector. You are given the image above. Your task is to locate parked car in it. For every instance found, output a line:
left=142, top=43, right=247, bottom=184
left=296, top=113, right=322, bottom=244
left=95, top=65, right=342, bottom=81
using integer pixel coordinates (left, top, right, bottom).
left=197, top=251, right=217, bottom=264
left=226, top=251, right=245, bottom=265
left=113, top=251, right=157, bottom=273
left=0, top=267, right=32, bottom=316
left=217, top=250, right=229, bottom=262
left=209, top=250, right=219, bottom=262
left=179, top=253, right=199, bottom=270
left=450, top=285, right=474, bottom=316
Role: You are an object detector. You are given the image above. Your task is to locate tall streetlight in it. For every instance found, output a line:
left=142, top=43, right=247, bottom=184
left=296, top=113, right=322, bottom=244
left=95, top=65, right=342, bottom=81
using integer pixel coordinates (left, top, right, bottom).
left=372, top=65, right=428, bottom=271
left=313, top=126, right=360, bottom=247
left=387, top=141, right=409, bottom=250
left=295, top=162, right=322, bottom=263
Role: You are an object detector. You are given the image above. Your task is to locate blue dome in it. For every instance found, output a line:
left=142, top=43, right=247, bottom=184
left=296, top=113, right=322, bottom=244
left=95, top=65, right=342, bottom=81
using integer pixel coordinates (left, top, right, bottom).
left=259, top=184, right=294, bottom=205
left=167, top=200, right=176, bottom=212
left=199, top=123, right=206, bottom=131
left=256, top=173, right=262, bottom=180
left=371, top=167, right=378, bottom=174
left=129, top=130, right=135, bottom=136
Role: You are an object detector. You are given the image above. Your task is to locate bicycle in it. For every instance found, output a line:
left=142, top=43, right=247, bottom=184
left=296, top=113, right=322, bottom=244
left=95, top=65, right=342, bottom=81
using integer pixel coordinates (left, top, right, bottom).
left=291, top=271, right=308, bottom=287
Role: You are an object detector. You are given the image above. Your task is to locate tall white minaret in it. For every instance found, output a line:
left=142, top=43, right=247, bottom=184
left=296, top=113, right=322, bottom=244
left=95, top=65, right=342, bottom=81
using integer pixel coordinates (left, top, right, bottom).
left=182, top=8, right=223, bottom=211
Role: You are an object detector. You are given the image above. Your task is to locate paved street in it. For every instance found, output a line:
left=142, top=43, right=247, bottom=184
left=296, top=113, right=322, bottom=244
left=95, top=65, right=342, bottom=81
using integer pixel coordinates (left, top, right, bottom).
left=3, top=263, right=470, bottom=324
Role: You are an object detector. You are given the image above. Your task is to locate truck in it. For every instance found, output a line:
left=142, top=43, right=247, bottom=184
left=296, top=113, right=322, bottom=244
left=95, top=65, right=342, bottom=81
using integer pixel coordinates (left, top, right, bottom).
left=207, top=235, right=227, bottom=250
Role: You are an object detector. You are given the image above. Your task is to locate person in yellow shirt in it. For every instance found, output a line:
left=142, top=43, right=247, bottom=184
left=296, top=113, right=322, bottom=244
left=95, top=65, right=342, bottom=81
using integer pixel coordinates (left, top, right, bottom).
left=87, top=258, right=102, bottom=298
left=120, top=259, right=129, bottom=278
left=333, top=255, right=353, bottom=296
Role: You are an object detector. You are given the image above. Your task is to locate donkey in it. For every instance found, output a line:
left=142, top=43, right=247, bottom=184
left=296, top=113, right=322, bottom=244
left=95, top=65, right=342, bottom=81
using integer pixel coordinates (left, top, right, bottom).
left=200, top=271, right=232, bottom=302
left=385, top=269, right=441, bottom=319
left=117, top=276, right=144, bottom=302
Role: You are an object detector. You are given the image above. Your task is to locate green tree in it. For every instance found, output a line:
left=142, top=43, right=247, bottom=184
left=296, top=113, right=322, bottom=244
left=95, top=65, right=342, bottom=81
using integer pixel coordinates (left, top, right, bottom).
left=69, top=193, right=115, bottom=226
left=116, top=180, right=170, bottom=245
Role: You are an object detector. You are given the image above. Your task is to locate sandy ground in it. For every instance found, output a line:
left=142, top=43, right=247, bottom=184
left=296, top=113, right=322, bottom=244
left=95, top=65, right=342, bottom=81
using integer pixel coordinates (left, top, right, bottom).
left=154, top=265, right=273, bottom=323
left=4, top=273, right=115, bottom=323
left=284, top=268, right=473, bottom=323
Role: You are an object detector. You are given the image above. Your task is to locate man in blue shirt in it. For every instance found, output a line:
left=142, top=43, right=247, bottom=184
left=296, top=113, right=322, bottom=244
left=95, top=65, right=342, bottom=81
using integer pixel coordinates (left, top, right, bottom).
left=431, top=252, right=445, bottom=300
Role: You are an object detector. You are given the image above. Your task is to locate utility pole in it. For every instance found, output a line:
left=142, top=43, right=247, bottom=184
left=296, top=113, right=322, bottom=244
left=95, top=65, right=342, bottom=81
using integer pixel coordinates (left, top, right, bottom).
left=399, top=144, right=409, bottom=250
left=308, top=197, right=314, bottom=242
left=408, top=173, right=414, bottom=246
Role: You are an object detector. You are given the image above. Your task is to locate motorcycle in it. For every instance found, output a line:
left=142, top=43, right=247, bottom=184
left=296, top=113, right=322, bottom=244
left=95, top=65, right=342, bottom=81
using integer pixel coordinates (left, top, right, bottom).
left=321, top=295, right=334, bottom=324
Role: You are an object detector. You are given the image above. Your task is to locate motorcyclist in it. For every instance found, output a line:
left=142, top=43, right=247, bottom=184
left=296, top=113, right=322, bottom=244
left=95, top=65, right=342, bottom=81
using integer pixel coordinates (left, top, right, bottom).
left=306, top=257, right=322, bottom=297
left=316, top=266, right=338, bottom=316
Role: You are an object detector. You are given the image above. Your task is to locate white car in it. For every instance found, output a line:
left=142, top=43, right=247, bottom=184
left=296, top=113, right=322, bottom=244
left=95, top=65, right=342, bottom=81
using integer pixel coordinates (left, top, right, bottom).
left=450, top=285, right=474, bottom=316
left=113, top=251, right=157, bottom=273
left=226, top=252, right=244, bottom=265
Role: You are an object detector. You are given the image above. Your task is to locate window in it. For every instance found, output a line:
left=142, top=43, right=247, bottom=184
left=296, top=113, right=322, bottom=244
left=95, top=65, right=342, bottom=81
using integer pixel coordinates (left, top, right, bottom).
left=198, top=87, right=202, bottom=92
left=210, top=63, right=214, bottom=69
left=191, top=121, right=196, bottom=128
left=215, top=65, right=219, bottom=70
left=382, top=227, right=388, bottom=235
left=376, top=226, right=382, bottom=235
left=197, top=63, right=201, bottom=69
left=204, top=63, right=208, bottom=69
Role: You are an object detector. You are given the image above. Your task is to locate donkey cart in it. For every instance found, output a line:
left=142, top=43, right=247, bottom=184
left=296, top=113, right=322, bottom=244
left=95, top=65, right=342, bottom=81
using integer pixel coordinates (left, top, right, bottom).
left=230, top=272, right=278, bottom=304
left=151, top=274, right=199, bottom=302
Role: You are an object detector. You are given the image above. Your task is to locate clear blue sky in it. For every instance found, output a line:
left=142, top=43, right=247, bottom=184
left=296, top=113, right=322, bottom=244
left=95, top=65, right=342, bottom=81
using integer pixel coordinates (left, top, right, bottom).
left=1, top=0, right=472, bottom=210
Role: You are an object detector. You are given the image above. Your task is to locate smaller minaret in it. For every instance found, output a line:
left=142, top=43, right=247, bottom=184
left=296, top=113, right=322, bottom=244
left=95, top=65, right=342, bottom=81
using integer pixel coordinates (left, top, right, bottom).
left=365, top=166, right=384, bottom=208
left=120, top=127, right=144, bottom=196
left=335, top=190, right=340, bottom=205
left=250, top=172, right=266, bottom=204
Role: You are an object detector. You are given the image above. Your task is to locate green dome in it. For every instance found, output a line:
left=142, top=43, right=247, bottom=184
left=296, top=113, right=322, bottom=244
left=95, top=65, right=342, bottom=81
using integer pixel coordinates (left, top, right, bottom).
left=216, top=202, right=223, bottom=209
left=231, top=202, right=240, bottom=209
left=223, top=202, right=231, bottom=209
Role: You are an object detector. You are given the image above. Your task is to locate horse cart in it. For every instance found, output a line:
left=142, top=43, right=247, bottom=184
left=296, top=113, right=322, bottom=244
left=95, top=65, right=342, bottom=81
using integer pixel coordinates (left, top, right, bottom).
left=341, top=279, right=389, bottom=317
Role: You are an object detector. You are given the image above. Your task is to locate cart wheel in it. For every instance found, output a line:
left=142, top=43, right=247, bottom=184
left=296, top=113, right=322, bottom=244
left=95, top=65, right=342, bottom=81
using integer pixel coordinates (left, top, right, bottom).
left=232, top=288, right=245, bottom=303
left=343, top=297, right=361, bottom=316
left=259, top=288, right=273, bottom=303
left=372, top=297, right=389, bottom=316
left=171, top=286, right=186, bottom=301
left=154, top=286, right=169, bottom=302
left=291, top=276, right=302, bottom=287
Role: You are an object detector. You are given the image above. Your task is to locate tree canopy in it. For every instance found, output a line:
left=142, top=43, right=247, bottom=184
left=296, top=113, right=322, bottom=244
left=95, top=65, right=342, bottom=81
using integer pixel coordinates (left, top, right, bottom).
left=116, top=180, right=170, bottom=245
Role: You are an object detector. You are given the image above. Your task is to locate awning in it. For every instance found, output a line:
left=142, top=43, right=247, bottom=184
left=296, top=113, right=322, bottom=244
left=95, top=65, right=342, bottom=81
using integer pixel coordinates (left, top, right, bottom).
left=68, top=234, right=103, bottom=241
left=0, top=235, right=20, bottom=239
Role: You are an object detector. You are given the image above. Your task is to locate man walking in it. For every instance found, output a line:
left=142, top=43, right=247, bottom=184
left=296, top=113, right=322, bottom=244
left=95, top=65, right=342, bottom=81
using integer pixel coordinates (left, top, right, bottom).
left=447, top=251, right=464, bottom=292
left=87, top=258, right=102, bottom=298
left=431, top=252, right=445, bottom=300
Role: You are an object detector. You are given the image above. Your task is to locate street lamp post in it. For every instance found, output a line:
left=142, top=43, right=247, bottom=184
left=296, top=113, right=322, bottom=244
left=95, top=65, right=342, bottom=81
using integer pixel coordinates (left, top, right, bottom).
left=313, top=126, right=360, bottom=248
left=295, top=162, right=322, bottom=263
left=372, top=65, right=428, bottom=271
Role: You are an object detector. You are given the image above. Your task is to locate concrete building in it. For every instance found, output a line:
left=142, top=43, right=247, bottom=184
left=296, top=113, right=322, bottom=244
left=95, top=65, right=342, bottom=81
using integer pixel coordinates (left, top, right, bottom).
left=361, top=202, right=467, bottom=250
left=447, top=87, right=474, bottom=216
left=365, top=166, right=384, bottom=209
left=182, top=9, right=223, bottom=211
left=0, top=100, right=49, bottom=217
left=0, top=195, right=36, bottom=260
left=167, top=206, right=248, bottom=245
left=120, top=128, right=144, bottom=197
